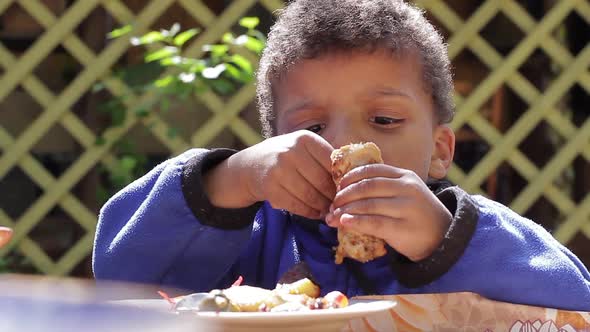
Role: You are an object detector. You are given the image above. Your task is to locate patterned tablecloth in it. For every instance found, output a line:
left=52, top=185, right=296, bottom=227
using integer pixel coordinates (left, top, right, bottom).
left=344, top=292, right=590, bottom=332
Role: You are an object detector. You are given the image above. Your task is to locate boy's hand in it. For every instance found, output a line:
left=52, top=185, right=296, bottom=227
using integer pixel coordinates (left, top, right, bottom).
left=205, top=131, right=336, bottom=219
left=325, top=164, right=452, bottom=262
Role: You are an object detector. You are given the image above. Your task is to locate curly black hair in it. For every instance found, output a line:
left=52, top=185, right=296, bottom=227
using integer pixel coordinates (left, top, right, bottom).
left=256, top=0, right=454, bottom=137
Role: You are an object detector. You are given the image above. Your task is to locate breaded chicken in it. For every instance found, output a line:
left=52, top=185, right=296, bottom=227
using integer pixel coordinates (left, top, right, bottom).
left=331, top=143, right=388, bottom=264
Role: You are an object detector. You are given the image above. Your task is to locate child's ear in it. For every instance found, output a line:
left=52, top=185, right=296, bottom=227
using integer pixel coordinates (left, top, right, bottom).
left=429, top=125, right=455, bottom=179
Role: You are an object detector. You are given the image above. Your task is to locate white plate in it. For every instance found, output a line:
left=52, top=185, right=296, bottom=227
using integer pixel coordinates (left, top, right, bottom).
left=112, top=298, right=397, bottom=332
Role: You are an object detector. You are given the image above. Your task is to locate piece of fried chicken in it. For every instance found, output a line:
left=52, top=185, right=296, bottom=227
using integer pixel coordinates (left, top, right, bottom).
left=331, top=143, right=388, bottom=264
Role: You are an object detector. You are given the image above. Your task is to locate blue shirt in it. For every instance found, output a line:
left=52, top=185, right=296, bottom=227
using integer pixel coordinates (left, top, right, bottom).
left=93, top=149, right=590, bottom=311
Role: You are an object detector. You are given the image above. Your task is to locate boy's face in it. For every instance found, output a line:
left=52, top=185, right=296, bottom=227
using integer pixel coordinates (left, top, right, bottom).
left=273, top=50, right=455, bottom=180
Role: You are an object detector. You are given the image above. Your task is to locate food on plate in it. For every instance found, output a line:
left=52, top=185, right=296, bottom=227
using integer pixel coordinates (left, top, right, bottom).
left=330, top=143, right=388, bottom=264
left=159, top=277, right=348, bottom=313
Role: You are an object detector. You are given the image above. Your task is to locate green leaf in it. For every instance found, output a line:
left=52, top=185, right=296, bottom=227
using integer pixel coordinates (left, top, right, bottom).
left=177, top=82, right=193, bottom=100
left=160, top=79, right=189, bottom=97
left=194, top=80, right=209, bottom=94
left=202, top=44, right=229, bottom=58
left=145, top=46, right=178, bottom=62
left=188, top=61, right=206, bottom=73
left=239, top=17, right=260, bottom=29
left=154, top=75, right=175, bottom=88
left=173, top=28, right=199, bottom=46
left=234, top=35, right=265, bottom=54
left=108, top=25, right=132, bottom=39
left=224, top=63, right=250, bottom=83
left=222, top=32, right=235, bottom=44
left=119, top=62, right=165, bottom=86
left=120, top=156, right=138, bottom=172
left=131, top=31, right=166, bottom=46
left=209, top=78, right=235, bottom=95
left=230, top=54, right=253, bottom=76
left=202, top=64, right=226, bottom=79
left=224, top=63, right=241, bottom=80
left=248, top=30, right=267, bottom=43
left=160, top=56, right=183, bottom=66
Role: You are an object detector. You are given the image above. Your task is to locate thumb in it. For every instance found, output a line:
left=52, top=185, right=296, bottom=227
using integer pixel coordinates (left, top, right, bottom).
left=303, top=132, right=334, bottom=172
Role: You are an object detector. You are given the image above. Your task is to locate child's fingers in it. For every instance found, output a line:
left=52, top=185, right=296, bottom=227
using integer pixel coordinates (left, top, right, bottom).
left=338, top=164, right=406, bottom=190
left=332, top=198, right=406, bottom=220
left=301, top=131, right=334, bottom=172
left=338, top=213, right=401, bottom=239
left=339, top=213, right=439, bottom=262
left=274, top=183, right=324, bottom=219
left=285, top=169, right=332, bottom=213
left=332, top=177, right=400, bottom=208
left=297, top=151, right=336, bottom=200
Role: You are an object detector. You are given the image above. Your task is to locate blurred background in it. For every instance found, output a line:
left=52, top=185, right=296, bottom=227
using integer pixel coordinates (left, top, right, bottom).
left=0, top=0, right=588, bottom=280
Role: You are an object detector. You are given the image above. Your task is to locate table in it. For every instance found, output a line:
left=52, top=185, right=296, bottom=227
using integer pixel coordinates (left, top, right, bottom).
left=0, top=274, right=588, bottom=332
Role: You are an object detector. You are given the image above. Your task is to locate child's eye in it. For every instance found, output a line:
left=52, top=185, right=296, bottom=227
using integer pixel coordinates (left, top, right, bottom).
left=370, top=116, right=403, bottom=126
left=305, top=124, right=326, bottom=133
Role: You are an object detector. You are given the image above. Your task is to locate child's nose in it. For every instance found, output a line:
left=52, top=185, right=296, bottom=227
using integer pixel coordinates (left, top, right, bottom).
left=328, top=130, right=363, bottom=149
left=321, top=116, right=364, bottom=148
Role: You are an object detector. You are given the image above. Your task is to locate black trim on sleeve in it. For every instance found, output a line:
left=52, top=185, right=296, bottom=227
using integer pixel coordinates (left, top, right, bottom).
left=181, top=148, right=263, bottom=230
left=391, top=183, right=479, bottom=288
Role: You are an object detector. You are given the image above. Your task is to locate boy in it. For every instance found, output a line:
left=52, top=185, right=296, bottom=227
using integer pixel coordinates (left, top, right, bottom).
left=93, top=0, right=590, bottom=311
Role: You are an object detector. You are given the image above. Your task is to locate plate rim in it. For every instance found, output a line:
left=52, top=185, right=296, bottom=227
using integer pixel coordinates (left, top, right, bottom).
left=108, top=298, right=398, bottom=319
left=190, top=299, right=397, bottom=321
left=111, top=298, right=397, bottom=323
